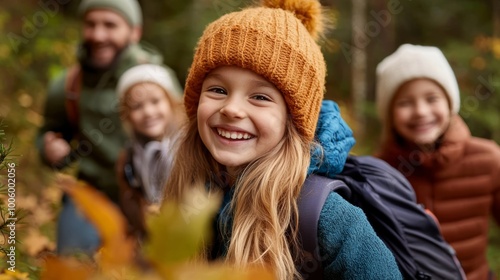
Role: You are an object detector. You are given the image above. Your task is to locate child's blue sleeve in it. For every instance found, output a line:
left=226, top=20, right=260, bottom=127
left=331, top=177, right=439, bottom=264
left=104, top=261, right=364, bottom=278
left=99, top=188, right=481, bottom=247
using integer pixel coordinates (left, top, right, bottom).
left=317, top=192, right=403, bottom=279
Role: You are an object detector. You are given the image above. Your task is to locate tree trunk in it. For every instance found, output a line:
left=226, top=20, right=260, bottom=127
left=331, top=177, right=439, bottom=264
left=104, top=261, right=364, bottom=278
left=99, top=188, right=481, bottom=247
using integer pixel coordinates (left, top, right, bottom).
left=351, top=0, right=367, bottom=138
left=494, top=0, right=500, bottom=38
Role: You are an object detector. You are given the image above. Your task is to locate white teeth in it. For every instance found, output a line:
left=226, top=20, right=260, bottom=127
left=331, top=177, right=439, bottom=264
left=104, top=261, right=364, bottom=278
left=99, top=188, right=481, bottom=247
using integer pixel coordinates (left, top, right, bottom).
left=217, top=128, right=253, bottom=140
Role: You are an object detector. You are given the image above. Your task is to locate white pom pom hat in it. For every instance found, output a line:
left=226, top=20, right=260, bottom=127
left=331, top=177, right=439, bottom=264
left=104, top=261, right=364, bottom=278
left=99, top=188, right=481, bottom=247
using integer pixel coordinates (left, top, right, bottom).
left=375, top=44, right=460, bottom=124
left=117, top=64, right=182, bottom=102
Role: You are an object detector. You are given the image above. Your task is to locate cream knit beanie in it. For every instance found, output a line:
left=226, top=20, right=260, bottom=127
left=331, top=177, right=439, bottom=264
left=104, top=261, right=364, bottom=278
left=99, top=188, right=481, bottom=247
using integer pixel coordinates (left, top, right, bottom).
left=117, top=64, right=182, bottom=102
left=376, top=44, right=460, bottom=124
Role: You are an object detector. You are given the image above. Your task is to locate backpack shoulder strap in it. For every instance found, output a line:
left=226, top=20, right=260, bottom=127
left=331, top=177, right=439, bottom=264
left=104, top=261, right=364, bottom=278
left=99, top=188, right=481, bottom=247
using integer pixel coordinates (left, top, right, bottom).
left=64, top=65, right=82, bottom=130
left=122, top=144, right=142, bottom=190
left=297, top=174, right=350, bottom=279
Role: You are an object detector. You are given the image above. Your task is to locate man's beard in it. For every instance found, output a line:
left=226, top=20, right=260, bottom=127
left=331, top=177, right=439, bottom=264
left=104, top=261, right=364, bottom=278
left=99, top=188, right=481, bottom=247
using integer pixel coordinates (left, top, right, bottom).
left=79, top=41, right=128, bottom=72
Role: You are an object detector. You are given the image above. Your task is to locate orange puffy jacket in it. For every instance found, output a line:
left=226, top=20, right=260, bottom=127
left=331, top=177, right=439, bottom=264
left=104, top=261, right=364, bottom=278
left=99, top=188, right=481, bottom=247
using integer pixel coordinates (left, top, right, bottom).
left=376, top=115, right=500, bottom=280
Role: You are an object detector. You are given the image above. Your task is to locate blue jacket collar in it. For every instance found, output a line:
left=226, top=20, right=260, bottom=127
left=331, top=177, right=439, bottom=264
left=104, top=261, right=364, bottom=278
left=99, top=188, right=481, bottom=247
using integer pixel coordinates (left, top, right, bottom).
left=308, top=100, right=355, bottom=176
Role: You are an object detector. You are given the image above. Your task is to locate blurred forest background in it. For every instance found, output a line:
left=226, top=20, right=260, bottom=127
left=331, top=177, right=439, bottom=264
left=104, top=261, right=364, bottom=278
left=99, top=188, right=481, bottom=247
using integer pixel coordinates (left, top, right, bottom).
left=0, top=0, right=499, bottom=278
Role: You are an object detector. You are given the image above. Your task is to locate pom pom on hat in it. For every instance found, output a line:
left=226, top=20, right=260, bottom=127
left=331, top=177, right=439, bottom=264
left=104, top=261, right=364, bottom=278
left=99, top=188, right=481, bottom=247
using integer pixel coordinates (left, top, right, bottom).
left=184, top=0, right=326, bottom=141
left=261, top=0, right=324, bottom=40
left=375, top=44, right=461, bottom=124
left=117, top=64, right=182, bottom=102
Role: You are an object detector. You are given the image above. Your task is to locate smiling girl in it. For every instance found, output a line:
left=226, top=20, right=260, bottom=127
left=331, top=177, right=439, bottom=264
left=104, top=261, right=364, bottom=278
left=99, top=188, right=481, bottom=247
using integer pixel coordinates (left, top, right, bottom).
left=375, top=44, right=500, bottom=280
left=115, top=63, right=184, bottom=239
left=164, top=0, right=402, bottom=279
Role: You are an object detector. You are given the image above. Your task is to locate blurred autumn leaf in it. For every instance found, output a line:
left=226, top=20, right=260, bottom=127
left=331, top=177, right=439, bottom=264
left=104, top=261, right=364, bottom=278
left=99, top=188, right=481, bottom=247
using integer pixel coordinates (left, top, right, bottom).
left=39, top=176, right=274, bottom=280
left=145, top=188, right=219, bottom=264
left=40, top=256, right=93, bottom=280
left=144, top=188, right=220, bottom=278
left=59, top=175, right=135, bottom=271
left=0, top=270, right=30, bottom=280
left=171, top=262, right=275, bottom=280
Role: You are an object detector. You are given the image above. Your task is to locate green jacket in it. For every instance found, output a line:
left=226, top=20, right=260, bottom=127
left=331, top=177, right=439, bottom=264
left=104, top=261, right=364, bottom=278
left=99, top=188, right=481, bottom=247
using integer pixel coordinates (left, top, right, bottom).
left=36, top=43, right=179, bottom=202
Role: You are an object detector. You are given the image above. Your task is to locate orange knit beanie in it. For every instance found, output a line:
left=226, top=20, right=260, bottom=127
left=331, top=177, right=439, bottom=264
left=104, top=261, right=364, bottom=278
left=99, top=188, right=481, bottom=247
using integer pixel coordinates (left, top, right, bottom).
left=184, top=0, right=326, bottom=141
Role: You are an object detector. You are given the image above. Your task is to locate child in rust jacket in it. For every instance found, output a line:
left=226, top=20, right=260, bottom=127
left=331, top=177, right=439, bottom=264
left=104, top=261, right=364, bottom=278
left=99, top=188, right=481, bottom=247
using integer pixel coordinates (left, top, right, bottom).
left=375, top=44, right=500, bottom=280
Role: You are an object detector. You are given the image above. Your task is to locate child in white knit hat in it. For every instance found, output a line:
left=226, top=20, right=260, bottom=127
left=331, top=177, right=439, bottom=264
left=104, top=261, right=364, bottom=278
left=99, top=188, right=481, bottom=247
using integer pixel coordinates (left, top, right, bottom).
left=374, top=44, right=500, bottom=280
left=115, top=63, right=185, bottom=239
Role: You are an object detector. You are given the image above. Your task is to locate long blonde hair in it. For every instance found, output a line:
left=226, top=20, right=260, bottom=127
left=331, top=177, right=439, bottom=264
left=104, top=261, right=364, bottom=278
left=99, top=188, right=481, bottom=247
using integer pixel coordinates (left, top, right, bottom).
left=165, top=117, right=312, bottom=279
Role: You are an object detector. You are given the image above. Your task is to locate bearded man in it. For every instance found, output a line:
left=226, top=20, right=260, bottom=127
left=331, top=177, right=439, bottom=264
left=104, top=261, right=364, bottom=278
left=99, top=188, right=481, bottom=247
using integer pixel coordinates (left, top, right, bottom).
left=36, top=0, right=181, bottom=255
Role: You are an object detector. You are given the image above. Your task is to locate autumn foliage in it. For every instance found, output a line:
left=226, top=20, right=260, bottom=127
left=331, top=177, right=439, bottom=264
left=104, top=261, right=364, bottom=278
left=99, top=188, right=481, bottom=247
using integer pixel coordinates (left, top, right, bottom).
left=36, top=175, right=275, bottom=280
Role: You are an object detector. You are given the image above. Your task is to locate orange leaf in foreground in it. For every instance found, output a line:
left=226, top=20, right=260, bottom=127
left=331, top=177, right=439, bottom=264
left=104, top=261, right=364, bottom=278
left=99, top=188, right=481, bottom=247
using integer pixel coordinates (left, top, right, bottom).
left=40, top=256, right=93, bottom=280
left=62, top=178, right=135, bottom=270
left=172, top=262, right=276, bottom=280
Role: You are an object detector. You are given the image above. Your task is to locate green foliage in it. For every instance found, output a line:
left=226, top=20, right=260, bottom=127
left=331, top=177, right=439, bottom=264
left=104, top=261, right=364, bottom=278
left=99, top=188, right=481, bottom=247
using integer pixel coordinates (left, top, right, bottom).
left=0, top=124, right=14, bottom=168
left=0, top=2, right=79, bottom=198
left=443, top=38, right=500, bottom=144
left=489, top=221, right=500, bottom=276
left=0, top=122, right=13, bottom=256
left=0, top=121, right=35, bottom=278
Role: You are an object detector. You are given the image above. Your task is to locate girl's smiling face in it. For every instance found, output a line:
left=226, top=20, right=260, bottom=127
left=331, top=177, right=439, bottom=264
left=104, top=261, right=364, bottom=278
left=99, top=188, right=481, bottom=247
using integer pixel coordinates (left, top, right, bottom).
left=197, top=66, right=287, bottom=175
left=391, top=78, right=451, bottom=146
left=125, top=82, right=173, bottom=140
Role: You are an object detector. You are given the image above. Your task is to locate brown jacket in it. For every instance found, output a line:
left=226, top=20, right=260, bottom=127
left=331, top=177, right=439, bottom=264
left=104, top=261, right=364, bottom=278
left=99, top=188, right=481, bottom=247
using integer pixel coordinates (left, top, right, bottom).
left=376, top=115, right=500, bottom=280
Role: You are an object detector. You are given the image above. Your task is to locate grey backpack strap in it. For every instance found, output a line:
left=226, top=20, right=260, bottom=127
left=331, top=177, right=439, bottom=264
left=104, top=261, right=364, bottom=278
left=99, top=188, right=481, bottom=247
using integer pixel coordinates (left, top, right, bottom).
left=298, top=174, right=350, bottom=279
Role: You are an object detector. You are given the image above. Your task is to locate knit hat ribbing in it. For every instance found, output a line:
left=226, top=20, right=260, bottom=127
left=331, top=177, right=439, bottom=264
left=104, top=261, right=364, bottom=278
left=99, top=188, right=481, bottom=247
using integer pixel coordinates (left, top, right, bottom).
left=78, top=0, right=142, bottom=27
left=184, top=0, right=326, bottom=141
left=376, top=44, right=461, bottom=124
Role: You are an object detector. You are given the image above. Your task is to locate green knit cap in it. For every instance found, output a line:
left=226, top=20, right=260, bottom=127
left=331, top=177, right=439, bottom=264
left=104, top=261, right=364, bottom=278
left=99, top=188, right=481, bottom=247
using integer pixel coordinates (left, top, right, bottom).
left=78, top=0, right=142, bottom=27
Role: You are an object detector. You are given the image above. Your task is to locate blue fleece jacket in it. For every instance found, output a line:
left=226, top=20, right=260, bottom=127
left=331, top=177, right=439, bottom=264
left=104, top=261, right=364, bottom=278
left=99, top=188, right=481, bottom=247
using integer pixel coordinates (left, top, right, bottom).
left=309, top=100, right=402, bottom=279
